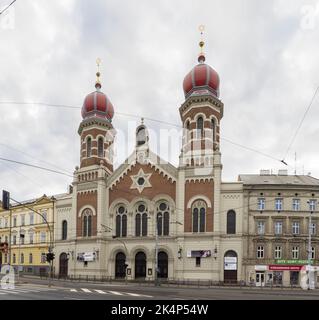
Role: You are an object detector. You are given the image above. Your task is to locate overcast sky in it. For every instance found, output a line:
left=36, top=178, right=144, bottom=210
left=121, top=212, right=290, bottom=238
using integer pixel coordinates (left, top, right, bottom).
left=0, top=0, right=319, bottom=201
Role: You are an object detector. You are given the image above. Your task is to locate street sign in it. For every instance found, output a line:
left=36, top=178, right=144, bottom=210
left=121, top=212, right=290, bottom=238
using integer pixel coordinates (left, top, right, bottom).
left=275, top=259, right=313, bottom=265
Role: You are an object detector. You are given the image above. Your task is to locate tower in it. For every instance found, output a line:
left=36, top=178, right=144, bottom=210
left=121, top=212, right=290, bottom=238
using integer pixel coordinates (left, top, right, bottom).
left=178, top=28, right=224, bottom=237
left=73, top=59, right=116, bottom=239
left=179, top=30, right=223, bottom=172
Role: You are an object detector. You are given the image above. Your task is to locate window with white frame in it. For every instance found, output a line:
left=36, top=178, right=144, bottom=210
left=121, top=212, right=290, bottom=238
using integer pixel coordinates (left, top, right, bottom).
left=274, top=246, right=282, bottom=259
left=0, top=218, right=2, bottom=228
left=257, top=221, right=265, bottom=235
left=310, top=223, right=316, bottom=236
left=257, top=198, right=265, bottom=211
left=275, top=199, right=283, bottom=211
left=29, top=213, right=34, bottom=225
left=275, top=221, right=283, bottom=235
left=41, top=253, right=46, bottom=263
left=29, top=233, right=34, bottom=244
left=40, top=232, right=46, bottom=243
left=292, top=199, right=300, bottom=211
left=21, top=215, right=25, bottom=226
left=309, top=199, right=316, bottom=212
left=13, top=235, right=16, bottom=245
left=310, top=247, right=315, bottom=259
left=292, top=222, right=300, bottom=235
left=5, top=218, right=8, bottom=228
left=292, top=246, right=299, bottom=259
left=13, top=217, right=17, bottom=227
left=42, top=211, right=47, bottom=223
left=257, top=246, right=264, bottom=259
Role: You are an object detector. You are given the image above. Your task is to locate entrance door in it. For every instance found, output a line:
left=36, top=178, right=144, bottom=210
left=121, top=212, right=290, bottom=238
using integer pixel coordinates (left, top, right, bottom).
left=256, top=272, right=265, bottom=287
left=115, top=252, right=126, bottom=278
left=59, top=253, right=68, bottom=278
left=223, top=250, right=238, bottom=283
left=135, top=252, right=146, bottom=278
left=158, top=251, right=168, bottom=278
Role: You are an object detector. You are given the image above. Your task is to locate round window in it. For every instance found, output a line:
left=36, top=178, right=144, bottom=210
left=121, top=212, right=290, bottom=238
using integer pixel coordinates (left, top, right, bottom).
left=159, top=203, right=167, bottom=211
left=118, top=206, right=125, bottom=214
left=137, top=177, right=145, bottom=186
left=138, top=204, right=145, bottom=212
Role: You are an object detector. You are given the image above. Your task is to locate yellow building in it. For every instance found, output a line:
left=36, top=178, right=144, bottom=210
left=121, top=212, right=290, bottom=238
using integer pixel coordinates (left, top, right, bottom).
left=0, top=195, right=55, bottom=275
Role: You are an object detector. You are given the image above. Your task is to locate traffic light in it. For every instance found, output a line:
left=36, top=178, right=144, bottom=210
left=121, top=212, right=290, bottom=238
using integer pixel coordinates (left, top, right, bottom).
left=46, top=252, right=55, bottom=262
left=2, top=190, right=10, bottom=210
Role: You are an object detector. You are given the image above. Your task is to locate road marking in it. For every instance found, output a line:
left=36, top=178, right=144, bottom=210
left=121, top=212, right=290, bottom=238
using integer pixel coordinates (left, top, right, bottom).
left=81, top=288, right=92, bottom=293
left=108, top=290, right=123, bottom=296
left=125, top=292, right=153, bottom=297
left=70, top=289, right=77, bottom=292
left=94, top=289, right=107, bottom=294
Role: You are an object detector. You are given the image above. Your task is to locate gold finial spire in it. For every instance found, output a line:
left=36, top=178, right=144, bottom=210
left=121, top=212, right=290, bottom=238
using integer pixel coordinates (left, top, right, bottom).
left=95, top=57, right=102, bottom=90
left=141, top=117, right=144, bottom=125
left=198, top=25, right=206, bottom=63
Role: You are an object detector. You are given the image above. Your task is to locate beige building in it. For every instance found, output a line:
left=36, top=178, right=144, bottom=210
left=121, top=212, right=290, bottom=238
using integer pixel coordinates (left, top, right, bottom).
left=240, top=171, right=319, bottom=287
left=53, top=47, right=245, bottom=283
left=0, top=195, right=55, bottom=275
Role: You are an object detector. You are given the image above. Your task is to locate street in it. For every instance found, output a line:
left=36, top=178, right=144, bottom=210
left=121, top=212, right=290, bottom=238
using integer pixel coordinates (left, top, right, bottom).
left=0, top=277, right=319, bottom=300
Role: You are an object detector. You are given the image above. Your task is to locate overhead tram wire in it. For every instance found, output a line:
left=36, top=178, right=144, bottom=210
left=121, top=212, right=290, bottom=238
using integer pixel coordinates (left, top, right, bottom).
left=0, top=0, right=16, bottom=16
left=1, top=155, right=317, bottom=220
left=281, top=85, right=319, bottom=163
left=0, top=101, right=285, bottom=166
left=0, top=157, right=73, bottom=177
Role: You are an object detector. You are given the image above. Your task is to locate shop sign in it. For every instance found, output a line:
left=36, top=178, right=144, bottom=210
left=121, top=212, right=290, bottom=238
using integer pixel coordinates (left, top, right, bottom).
left=254, top=265, right=268, bottom=271
left=224, top=263, right=237, bottom=270
left=275, top=259, right=313, bottom=265
left=77, top=252, right=95, bottom=262
left=187, top=250, right=211, bottom=258
left=269, top=265, right=303, bottom=271
left=224, top=257, right=237, bottom=264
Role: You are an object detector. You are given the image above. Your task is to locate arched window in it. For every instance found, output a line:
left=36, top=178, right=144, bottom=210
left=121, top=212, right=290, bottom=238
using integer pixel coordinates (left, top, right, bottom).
left=115, top=205, right=127, bottom=237
left=197, top=116, right=204, bottom=138
left=156, top=202, right=170, bottom=236
left=98, top=137, right=104, bottom=158
left=82, top=208, right=93, bottom=237
left=62, top=220, right=67, bottom=240
left=227, top=210, right=236, bottom=234
left=86, top=137, right=92, bottom=157
left=29, top=253, right=33, bottom=264
left=13, top=254, right=16, bottom=264
left=136, top=126, right=146, bottom=146
left=211, top=118, right=215, bottom=142
left=192, top=200, right=206, bottom=233
left=135, top=203, right=148, bottom=237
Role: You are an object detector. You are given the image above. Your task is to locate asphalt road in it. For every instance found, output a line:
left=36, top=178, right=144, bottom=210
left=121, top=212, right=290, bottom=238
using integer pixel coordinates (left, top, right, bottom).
left=1, top=277, right=319, bottom=300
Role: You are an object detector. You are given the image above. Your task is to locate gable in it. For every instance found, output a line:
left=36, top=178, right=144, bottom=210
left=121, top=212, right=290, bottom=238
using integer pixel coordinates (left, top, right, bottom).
left=109, top=163, right=176, bottom=204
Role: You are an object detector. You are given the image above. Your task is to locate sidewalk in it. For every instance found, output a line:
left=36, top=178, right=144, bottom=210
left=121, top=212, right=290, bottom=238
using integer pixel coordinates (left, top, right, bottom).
left=19, top=275, right=319, bottom=292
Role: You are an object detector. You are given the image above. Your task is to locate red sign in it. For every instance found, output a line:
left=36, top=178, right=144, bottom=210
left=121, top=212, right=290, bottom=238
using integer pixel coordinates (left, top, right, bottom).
left=269, top=265, right=303, bottom=271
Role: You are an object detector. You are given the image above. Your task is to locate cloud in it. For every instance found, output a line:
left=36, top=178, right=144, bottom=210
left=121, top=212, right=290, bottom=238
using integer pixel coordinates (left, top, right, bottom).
left=0, top=0, right=319, bottom=200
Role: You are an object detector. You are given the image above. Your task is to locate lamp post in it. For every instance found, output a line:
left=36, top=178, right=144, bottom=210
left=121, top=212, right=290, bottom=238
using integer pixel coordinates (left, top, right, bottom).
left=307, top=199, right=314, bottom=290
left=101, top=224, right=129, bottom=283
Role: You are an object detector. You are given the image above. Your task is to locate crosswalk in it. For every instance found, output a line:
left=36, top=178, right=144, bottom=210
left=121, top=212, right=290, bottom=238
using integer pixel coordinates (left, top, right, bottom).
left=0, top=285, right=56, bottom=296
left=69, top=288, right=153, bottom=298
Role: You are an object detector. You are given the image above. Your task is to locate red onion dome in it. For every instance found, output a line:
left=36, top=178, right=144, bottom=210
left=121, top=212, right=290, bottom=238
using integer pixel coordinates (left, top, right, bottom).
left=183, top=54, right=220, bottom=98
left=81, top=83, right=114, bottom=121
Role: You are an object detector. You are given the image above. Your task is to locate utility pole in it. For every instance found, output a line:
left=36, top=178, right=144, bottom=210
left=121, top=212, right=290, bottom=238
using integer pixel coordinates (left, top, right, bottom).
left=307, top=200, right=314, bottom=290
left=155, top=218, right=159, bottom=287
left=17, top=226, right=21, bottom=284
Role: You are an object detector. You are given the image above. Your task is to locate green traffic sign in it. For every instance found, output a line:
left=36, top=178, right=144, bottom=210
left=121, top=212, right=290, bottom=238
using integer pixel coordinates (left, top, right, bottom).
left=275, top=259, right=313, bottom=265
